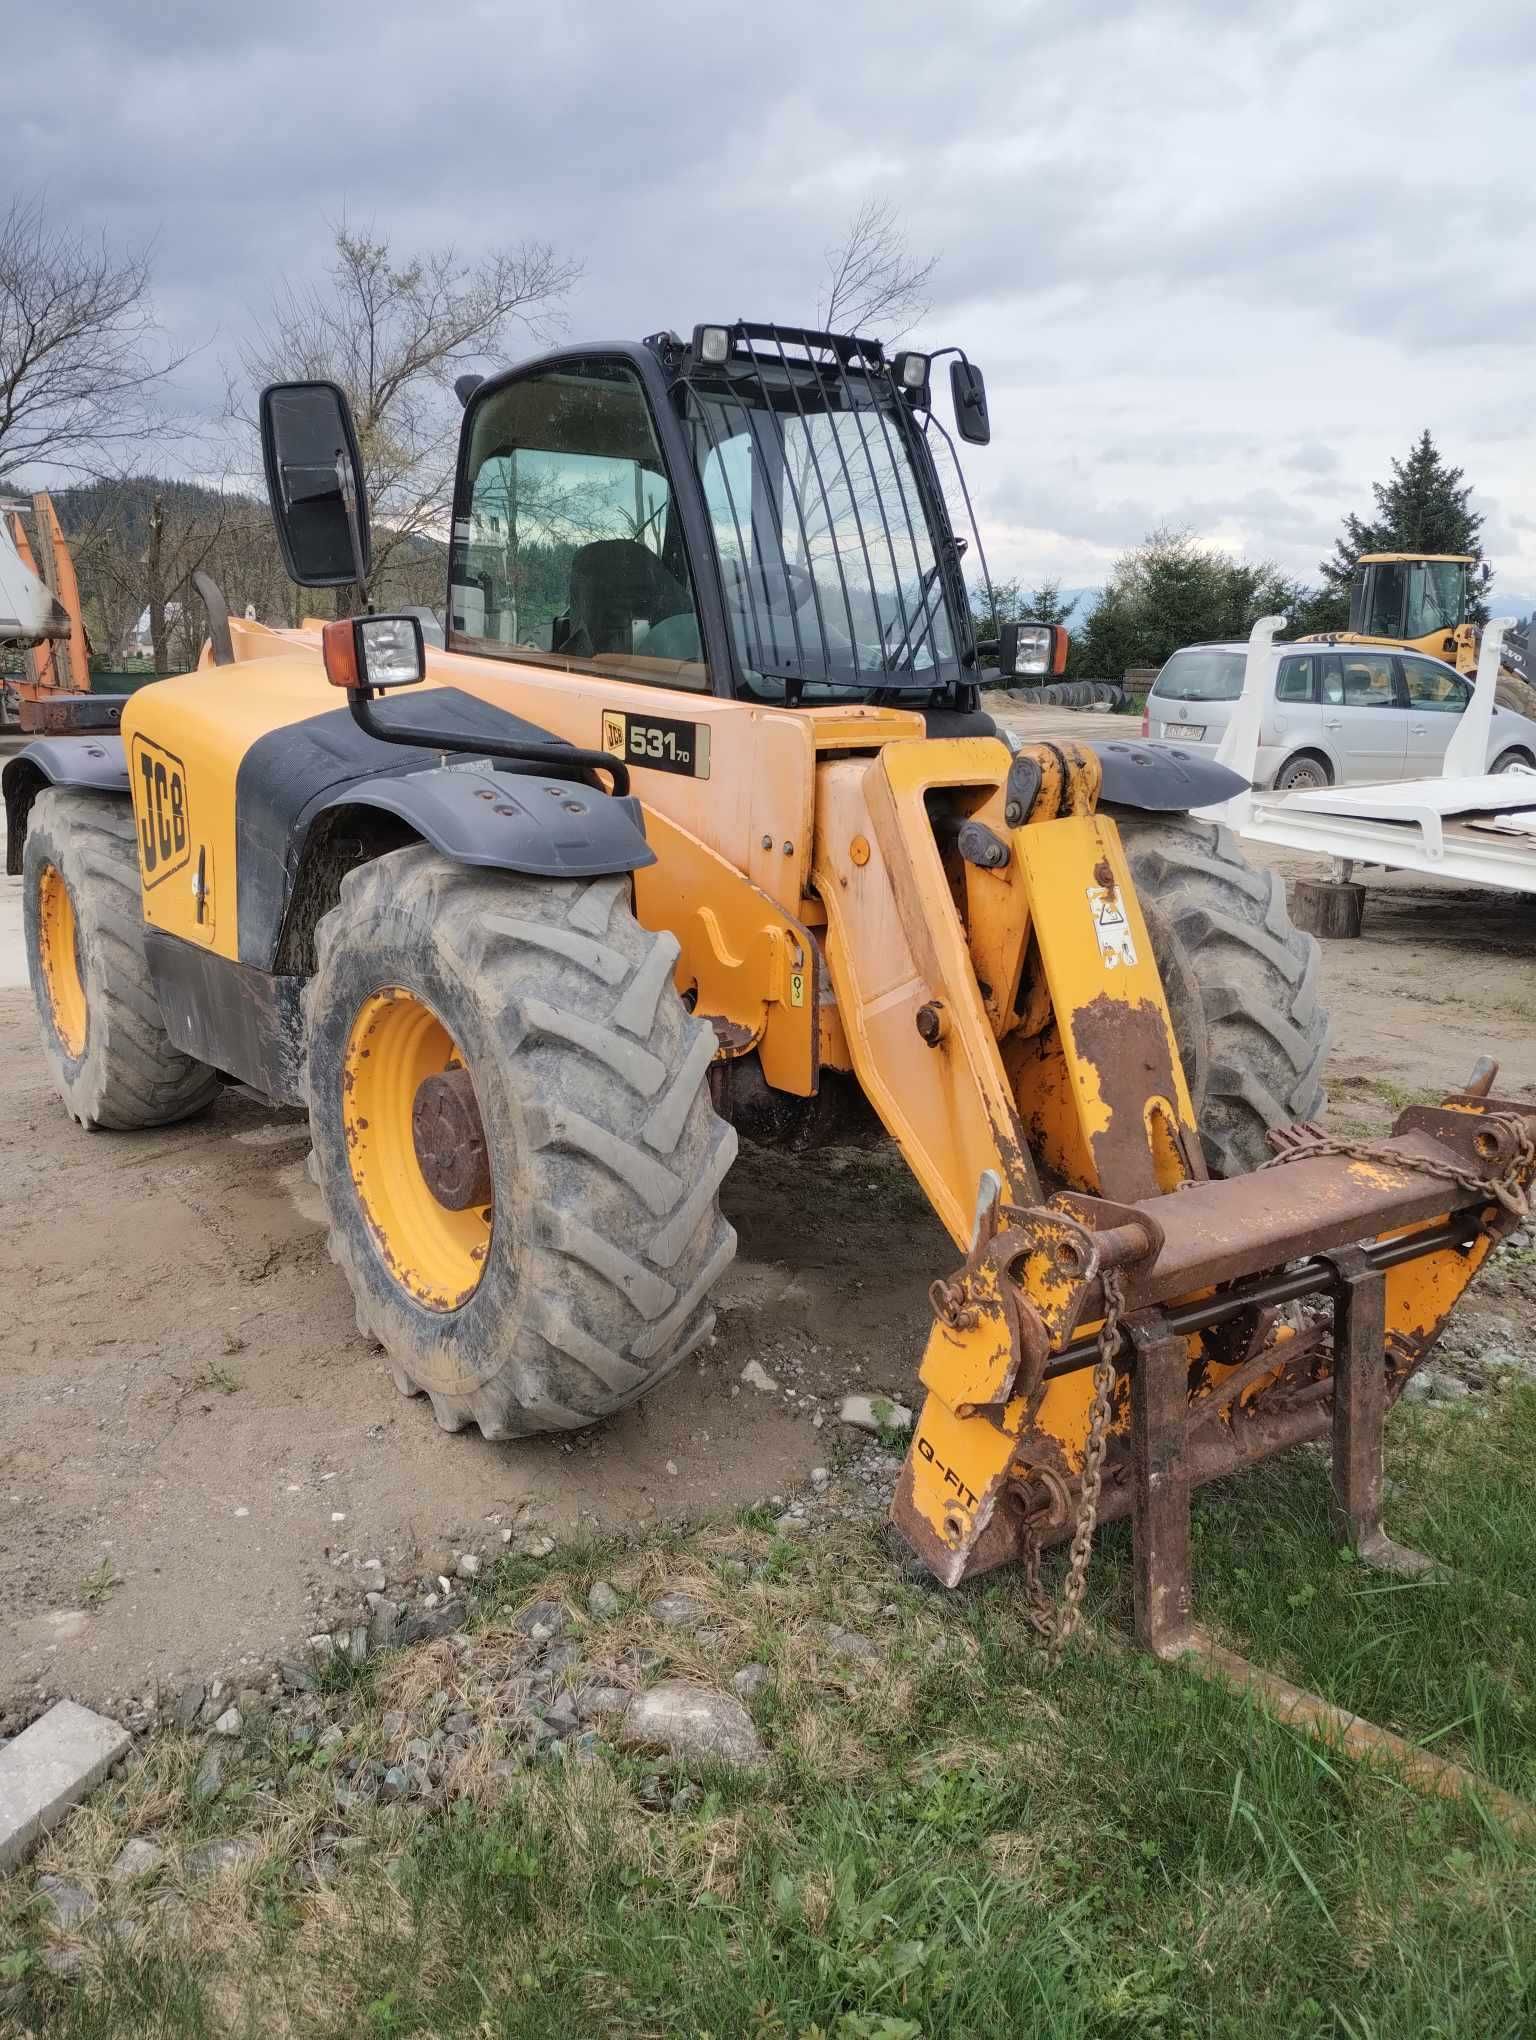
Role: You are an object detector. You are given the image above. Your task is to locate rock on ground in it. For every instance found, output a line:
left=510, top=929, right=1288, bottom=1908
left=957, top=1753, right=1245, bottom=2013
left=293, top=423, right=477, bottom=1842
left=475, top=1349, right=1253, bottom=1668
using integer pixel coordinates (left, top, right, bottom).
left=650, top=1591, right=707, bottom=1629
left=838, top=1393, right=913, bottom=1435
left=110, top=1838, right=165, bottom=1883
left=184, top=1836, right=262, bottom=1880
left=36, top=1874, right=97, bottom=1929
left=621, top=1681, right=763, bottom=1768
left=0, top=1699, right=132, bottom=1873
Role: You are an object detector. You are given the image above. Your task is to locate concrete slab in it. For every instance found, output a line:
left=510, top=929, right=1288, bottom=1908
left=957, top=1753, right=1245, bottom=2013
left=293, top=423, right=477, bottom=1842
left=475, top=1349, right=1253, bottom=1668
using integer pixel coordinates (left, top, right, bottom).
left=0, top=1699, right=131, bottom=1872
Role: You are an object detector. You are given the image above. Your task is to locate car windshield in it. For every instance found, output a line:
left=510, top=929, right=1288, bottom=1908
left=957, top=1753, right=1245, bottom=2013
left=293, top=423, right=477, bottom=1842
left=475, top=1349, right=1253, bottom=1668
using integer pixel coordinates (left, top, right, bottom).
left=680, top=341, right=964, bottom=701
left=1152, top=649, right=1245, bottom=702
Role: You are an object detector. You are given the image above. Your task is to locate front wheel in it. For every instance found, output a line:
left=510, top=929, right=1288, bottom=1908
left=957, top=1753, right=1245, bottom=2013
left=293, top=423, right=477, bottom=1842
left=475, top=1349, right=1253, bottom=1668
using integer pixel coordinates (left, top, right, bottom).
left=304, top=847, right=737, bottom=1438
left=1115, top=813, right=1329, bottom=1178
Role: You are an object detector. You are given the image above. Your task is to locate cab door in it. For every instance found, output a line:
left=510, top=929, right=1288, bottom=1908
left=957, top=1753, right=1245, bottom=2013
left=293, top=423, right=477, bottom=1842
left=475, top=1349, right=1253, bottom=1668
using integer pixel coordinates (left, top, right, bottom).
left=1321, top=651, right=1408, bottom=781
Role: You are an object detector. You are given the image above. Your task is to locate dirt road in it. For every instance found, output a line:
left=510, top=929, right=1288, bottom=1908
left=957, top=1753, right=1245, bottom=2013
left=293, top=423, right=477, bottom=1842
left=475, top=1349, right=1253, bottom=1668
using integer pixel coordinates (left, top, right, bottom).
left=3, top=828, right=1535, bottom=1723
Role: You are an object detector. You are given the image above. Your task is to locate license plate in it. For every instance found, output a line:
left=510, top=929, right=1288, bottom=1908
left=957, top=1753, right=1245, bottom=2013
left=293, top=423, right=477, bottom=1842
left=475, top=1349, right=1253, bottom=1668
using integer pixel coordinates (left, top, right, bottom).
left=1164, top=722, right=1205, bottom=740
left=601, top=709, right=711, bottom=779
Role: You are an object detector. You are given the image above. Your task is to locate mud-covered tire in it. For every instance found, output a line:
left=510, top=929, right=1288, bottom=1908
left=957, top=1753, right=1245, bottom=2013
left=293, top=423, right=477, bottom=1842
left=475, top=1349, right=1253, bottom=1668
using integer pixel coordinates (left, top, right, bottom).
left=21, top=788, right=220, bottom=1130
left=304, top=846, right=738, bottom=1438
left=1114, top=812, right=1329, bottom=1177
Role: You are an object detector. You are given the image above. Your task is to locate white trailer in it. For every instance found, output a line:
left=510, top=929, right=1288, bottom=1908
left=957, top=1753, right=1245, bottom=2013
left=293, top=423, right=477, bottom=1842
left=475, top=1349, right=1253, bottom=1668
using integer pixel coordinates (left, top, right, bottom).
left=1200, top=615, right=1536, bottom=901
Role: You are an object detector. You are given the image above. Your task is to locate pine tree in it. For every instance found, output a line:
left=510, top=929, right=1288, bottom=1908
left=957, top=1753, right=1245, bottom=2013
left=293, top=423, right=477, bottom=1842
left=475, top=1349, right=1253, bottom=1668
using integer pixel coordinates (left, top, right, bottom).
left=1318, top=430, right=1487, bottom=623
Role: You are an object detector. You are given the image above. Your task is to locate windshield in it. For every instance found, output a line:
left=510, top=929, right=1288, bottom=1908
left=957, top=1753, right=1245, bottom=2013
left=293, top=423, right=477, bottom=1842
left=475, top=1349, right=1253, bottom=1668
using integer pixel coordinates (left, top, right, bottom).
left=1405, top=561, right=1464, bottom=637
left=1151, top=649, right=1245, bottom=702
left=681, top=347, right=964, bottom=701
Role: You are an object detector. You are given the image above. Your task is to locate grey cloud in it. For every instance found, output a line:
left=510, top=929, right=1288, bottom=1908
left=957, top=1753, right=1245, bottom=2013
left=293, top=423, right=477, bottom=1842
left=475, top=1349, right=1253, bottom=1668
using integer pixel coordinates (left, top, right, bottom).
left=6, top=1, right=1536, bottom=593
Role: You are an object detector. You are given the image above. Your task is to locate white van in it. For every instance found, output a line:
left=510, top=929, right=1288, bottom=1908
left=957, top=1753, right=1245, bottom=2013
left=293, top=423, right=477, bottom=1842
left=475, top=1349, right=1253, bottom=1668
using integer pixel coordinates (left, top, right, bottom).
left=1144, top=641, right=1536, bottom=789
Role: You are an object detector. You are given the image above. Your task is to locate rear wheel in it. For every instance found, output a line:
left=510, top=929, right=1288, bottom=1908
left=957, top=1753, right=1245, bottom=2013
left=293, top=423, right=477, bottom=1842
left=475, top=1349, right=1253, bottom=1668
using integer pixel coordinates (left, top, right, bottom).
left=1492, top=748, right=1533, bottom=774
left=1114, top=812, right=1329, bottom=1177
left=1273, top=752, right=1331, bottom=792
left=22, top=789, right=219, bottom=1130
left=304, top=846, right=737, bottom=1437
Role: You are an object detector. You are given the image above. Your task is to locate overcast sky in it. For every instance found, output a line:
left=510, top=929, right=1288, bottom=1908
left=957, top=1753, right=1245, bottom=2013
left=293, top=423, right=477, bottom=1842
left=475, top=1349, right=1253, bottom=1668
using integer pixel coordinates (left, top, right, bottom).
left=11, top=0, right=1536, bottom=607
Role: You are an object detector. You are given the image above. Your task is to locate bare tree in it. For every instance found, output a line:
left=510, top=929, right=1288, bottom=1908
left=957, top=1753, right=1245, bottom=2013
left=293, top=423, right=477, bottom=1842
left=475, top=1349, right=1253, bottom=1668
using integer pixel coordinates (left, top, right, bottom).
left=0, top=195, right=185, bottom=484
left=818, top=199, right=937, bottom=339
left=73, top=477, right=248, bottom=673
left=238, top=224, right=581, bottom=605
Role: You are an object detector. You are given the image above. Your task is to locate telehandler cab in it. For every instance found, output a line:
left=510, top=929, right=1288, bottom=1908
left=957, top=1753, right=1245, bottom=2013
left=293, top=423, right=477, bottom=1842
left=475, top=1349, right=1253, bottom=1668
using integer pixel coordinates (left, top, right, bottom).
left=8, top=320, right=1534, bottom=1661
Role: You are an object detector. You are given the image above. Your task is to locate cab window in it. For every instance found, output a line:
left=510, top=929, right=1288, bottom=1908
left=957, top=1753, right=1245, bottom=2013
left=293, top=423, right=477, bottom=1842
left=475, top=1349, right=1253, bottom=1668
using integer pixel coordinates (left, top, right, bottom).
left=449, top=359, right=707, bottom=691
left=1338, top=654, right=1397, bottom=707
left=1275, top=655, right=1315, bottom=703
left=1401, top=657, right=1468, bottom=712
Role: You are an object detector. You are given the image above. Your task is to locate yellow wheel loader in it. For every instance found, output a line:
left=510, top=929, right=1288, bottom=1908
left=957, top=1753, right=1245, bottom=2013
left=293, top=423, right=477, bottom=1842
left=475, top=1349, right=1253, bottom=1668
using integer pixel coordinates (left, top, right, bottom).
left=7, top=322, right=1534, bottom=1665
left=1304, top=549, right=1536, bottom=716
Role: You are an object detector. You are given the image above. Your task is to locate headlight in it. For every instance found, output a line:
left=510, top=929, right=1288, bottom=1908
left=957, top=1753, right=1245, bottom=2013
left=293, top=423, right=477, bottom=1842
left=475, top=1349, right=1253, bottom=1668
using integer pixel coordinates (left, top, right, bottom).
left=1013, top=625, right=1052, bottom=675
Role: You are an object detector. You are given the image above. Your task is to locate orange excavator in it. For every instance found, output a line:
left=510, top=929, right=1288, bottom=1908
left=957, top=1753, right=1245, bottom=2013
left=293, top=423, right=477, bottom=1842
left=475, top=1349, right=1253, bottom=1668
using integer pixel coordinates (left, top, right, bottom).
left=1, top=493, right=98, bottom=731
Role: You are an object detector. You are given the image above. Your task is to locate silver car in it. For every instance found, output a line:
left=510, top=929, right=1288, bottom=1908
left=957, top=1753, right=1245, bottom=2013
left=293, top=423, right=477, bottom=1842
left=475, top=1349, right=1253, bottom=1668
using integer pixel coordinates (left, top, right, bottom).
left=1144, top=641, right=1536, bottom=789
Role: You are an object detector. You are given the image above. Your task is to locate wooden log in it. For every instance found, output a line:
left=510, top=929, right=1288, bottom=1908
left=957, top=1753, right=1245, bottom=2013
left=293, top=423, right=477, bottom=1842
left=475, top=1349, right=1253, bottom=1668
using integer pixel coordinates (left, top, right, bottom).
left=1290, top=878, right=1366, bottom=939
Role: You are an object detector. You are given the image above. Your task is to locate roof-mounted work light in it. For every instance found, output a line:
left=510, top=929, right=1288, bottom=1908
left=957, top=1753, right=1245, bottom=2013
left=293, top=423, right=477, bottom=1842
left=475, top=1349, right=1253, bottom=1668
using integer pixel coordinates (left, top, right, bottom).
left=692, top=324, right=732, bottom=366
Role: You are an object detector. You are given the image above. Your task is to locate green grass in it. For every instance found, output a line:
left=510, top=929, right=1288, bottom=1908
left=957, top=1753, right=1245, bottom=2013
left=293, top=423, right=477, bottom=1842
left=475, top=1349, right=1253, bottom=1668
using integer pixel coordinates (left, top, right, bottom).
left=6, top=1390, right=1536, bottom=2038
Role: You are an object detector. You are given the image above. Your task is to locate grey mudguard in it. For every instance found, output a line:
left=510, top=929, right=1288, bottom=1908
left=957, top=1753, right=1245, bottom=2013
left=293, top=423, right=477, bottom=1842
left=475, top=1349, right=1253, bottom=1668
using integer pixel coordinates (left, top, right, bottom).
left=1091, top=738, right=1248, bottom=811
left=305, top=764, right=656, bottom=879
left=3, top=735, right=131, bottom=875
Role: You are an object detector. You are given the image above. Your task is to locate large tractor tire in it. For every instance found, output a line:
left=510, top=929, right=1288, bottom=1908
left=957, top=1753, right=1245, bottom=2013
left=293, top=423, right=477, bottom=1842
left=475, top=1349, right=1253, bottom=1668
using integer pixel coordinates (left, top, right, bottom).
left=1114, top=812, right=1328, bottom=1178
left=304, top=847, right=737, bottom=1438
left=21, top=788, right=219, bottom=1130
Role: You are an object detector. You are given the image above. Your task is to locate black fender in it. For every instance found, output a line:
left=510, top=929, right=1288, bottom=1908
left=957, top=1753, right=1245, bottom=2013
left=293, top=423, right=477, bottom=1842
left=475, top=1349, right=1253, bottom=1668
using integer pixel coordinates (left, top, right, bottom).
left=1089, top=739, right=1247, bottom=812
left=263, top=764, right=656, bottom=976
left=3, top=736, right=130, bottom=876
left=303, top=765, right=655, bottom=882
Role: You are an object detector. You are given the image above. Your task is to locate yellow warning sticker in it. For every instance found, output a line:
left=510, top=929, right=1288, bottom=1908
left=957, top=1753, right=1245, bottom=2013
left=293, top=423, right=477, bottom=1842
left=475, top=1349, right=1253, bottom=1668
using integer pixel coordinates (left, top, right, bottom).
left=789, top=969, right=806, bottom=1007
left=1086, top=881, right=1138, bottom=969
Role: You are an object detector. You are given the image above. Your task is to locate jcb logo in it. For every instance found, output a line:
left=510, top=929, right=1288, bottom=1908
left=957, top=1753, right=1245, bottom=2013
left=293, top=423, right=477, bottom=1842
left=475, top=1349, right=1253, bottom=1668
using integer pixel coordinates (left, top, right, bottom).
left=130, top=734, right=192, bottom=889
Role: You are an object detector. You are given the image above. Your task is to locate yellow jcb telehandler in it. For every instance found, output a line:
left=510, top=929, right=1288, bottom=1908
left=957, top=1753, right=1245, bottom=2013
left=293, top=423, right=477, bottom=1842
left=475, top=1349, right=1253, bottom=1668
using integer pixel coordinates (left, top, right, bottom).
left=7, top=321, right=1533, bottom=1667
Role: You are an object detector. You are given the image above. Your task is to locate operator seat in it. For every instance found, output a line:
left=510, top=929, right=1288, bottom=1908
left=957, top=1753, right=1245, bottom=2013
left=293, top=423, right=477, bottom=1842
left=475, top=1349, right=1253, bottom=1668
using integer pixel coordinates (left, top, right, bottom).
left=565, top=539, right=692, bottom=657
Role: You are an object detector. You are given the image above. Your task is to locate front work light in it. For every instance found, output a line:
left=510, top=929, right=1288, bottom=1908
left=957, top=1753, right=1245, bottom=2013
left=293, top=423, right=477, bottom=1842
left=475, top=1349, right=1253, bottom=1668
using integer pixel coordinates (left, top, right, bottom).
left=693, top=324, right=732, bottom=366
left=892, top=350, right=930, bottom=394
left=998, top=620, right=1068, bottom=680
left=323, top=612, right=426, bottom=693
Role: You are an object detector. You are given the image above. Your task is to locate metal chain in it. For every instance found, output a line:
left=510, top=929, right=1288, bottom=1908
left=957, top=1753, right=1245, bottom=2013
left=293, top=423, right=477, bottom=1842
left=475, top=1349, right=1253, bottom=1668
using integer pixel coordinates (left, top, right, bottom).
left=1022, top=1266, right=1125, bottom=1657
left=1257, top=1111, right=1536, bottom=1224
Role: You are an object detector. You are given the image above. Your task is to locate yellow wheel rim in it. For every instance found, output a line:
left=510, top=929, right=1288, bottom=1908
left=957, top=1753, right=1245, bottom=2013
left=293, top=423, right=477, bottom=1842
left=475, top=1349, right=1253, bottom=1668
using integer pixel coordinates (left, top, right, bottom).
left=342, top=988, right=492, bottom=1311
left=38, top=863, right=87, bottom=1059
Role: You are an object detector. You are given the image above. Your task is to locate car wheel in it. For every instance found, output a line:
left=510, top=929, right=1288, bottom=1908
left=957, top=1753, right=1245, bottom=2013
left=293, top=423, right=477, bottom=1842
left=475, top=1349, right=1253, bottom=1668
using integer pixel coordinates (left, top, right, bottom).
left=1491, top=749, right=1534, bottom=774
left=1274, top=753, right=1331, bottom=792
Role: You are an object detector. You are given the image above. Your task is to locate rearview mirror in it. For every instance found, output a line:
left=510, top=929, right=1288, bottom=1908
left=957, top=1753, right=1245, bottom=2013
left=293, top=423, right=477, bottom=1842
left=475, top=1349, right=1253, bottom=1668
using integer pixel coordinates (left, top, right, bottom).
left=259, top=381, right=371, bottom=588
left=950, top=360, right=991, bottom=446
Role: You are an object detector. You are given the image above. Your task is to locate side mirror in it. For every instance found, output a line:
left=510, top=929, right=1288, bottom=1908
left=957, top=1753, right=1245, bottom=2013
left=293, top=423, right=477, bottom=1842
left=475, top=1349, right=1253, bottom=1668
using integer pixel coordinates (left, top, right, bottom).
left=260, top=380, right=371, bottom=588
left=322, top=614, right=425, bottom=694
left=999, top=620, right=1068, bottom=680
left=950, top=360, right=991, bottom=446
